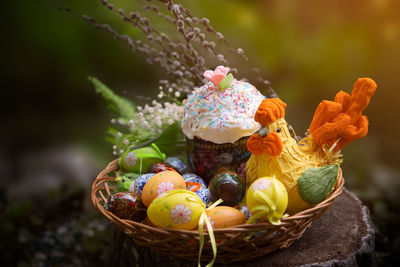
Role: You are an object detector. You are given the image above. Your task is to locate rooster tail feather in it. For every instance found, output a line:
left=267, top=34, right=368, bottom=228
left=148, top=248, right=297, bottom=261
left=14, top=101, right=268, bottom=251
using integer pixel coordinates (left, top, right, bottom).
left=308, top=78, right=377, bottom=150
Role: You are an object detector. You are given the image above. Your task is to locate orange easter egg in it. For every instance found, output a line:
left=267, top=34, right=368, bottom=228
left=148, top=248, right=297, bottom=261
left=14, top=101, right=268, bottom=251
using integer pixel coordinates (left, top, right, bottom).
left=141, top=171, right=186, bottom=207
left=206, top=206, right=246, bottom=229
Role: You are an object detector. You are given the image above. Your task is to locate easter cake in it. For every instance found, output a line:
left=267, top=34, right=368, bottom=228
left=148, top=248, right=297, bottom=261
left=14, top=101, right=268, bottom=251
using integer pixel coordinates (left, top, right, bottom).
left=182, top=66, right=265, bottom=182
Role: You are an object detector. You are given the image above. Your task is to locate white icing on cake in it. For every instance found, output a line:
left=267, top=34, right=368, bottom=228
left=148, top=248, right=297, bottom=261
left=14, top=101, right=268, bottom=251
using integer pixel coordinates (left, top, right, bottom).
left=182, top=80, right=264, bottom=144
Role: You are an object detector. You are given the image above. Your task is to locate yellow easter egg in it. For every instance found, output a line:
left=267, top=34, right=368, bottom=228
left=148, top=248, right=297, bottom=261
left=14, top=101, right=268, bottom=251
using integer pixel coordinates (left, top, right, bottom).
left=206, top=206, right=246, bottom=229
left=246, top=176, right=288, bottom=225
left=142, top=171, right=186, bottom=207
left=147, top=189, right=205, bottom=230
left=287, top=184, right=313, bottom=214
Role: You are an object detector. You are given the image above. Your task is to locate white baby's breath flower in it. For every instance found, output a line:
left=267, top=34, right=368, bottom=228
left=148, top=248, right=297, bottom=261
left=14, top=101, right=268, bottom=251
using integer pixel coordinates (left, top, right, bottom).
left=154, top=117, right=162, bottom=127
left=109, top=83, right=186, bottom=157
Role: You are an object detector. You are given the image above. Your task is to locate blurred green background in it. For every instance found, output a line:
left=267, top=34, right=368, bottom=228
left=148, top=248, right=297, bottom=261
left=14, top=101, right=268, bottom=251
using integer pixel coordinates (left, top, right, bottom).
left=2, top=0, right=400, bottom=266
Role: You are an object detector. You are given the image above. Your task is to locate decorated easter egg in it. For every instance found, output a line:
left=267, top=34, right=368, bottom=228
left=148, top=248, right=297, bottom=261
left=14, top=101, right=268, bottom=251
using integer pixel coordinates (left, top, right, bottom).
left=131, top=173, right=155, bottom=197
left=147, top=189, right=204, bottom=230
left=238, top=204, right=251, bottom=220
left=209, top=171, right=245, bottom=206
left=107, top=192, right=147, bottom=221
left=246, top=177, right=288, bottom=225
left=182, top=173, right=207, bottom=188
left=147, top=162, right=178, bottom=174
left=141, top=171, right=186, bottom=207
left=186, top=182, right=211, bottom=205
left=197, top=187, right=211, bottom=205
left=206, top=206, right=246, bottom=229
left=165, top=157, right=188, bottom=174
left=119, top=144, right=165, bottom=173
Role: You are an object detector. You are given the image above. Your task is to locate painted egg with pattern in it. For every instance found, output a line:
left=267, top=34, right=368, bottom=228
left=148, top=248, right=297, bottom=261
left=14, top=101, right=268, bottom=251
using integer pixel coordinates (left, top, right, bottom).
left=182, top=173, right=207, bottom=188
left=147, top=189, right=204, bottom=230
left=196, top=187, right=211, bottom=205
left=147, top=162, right=178, bottom=174
left=209, top=171, right=246, bottom=206
left=119, top=145, right=165, bottom=173
left=186, top=182, right=211, bottom=205
left=106, top=192, right=147, bottom=221
left=141, top=171, right=186, bottom=207
left=131, top=173, right=155, bottom=197
left=165, top=157, right=188, bottom=174
left=238, top=204, right=251, bottom=220
left=246, top=177, right=288, bottom=225
left=206, top=206, right=246, bottom=229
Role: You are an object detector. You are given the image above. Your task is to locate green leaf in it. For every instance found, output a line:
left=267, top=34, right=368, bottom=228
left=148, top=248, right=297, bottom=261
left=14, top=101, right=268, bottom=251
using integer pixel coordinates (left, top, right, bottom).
left=89, top=76, right=136, bottom=119
left=133, top=146, right=165, bottom=160
left=154, top=122, right=185, bottom=156
left=298, top=164, right=339, bottom=204
left=218, top=73, right=234, bottom=90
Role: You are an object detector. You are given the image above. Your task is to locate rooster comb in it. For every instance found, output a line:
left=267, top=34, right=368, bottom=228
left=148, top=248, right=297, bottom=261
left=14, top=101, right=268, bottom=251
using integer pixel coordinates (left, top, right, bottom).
left=254, top=98, right=287, bottom=126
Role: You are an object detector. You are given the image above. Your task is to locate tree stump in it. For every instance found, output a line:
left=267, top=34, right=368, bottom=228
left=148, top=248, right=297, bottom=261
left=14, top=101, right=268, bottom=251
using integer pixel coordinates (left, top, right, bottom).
left=112, top=189, right=375, bottom=266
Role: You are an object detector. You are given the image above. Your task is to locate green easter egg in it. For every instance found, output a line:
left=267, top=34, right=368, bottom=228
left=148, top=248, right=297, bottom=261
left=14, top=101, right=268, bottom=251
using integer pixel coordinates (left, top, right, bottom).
left=119, top=144, right=166, bottom=173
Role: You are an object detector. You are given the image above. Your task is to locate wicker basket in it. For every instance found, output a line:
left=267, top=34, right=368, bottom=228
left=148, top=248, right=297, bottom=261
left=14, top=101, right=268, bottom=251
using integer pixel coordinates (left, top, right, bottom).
left=91, top=159, right=344, bottom=264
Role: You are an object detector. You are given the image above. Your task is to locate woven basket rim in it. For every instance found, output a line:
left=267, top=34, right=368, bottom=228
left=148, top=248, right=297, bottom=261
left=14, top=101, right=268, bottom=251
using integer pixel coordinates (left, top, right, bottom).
left=91, top=158, right=344, bottom=235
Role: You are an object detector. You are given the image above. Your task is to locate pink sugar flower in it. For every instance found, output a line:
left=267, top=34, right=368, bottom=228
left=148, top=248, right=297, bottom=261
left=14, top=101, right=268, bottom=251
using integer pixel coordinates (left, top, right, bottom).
left=203, top=65, right=230, bottom=86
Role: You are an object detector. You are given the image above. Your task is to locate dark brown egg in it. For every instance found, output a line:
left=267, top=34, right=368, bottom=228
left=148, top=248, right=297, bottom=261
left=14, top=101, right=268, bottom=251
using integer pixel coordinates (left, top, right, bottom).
left=208, top=171, right=245, bottom=206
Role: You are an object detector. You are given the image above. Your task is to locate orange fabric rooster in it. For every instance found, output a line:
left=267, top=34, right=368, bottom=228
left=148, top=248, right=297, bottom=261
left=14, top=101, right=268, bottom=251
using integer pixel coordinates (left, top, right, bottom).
left=246, top=78, right=377, bottom=214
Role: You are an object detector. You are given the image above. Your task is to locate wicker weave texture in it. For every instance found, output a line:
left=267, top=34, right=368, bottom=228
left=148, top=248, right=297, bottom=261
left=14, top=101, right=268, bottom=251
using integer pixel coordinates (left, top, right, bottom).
left=91, top=159, right=344, bottom=263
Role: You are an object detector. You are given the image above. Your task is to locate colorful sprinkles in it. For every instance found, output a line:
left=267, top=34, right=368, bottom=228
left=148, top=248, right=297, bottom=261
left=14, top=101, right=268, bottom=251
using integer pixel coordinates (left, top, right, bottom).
left=182, top=80, right=265, bottom=144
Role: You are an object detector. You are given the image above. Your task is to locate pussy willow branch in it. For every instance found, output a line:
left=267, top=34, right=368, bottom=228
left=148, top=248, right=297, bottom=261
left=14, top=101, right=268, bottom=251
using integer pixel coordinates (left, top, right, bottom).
left=161, top=0, right=278, bottom=97
left=100, top=0, right=201, bottom=88
left=59, top=0, right=278, bottom=98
